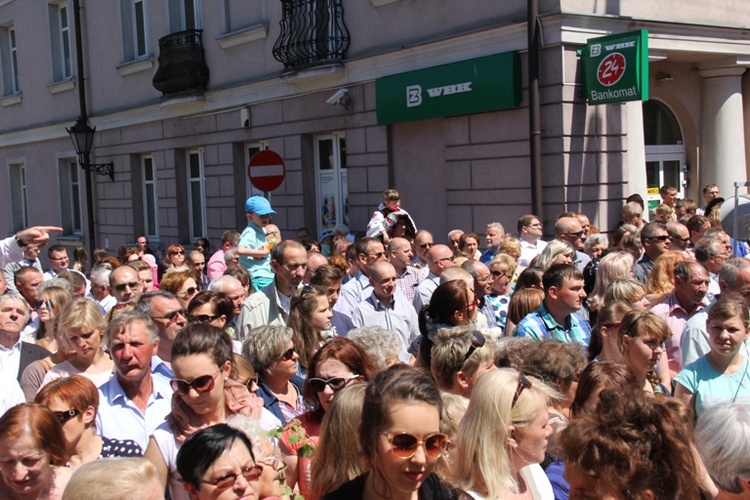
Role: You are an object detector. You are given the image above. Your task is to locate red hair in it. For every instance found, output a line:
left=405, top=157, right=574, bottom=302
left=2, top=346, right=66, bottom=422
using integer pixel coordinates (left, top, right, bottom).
left=0, top=403, right=69, bottom=466
left=35, top=375, right=99, bottom=423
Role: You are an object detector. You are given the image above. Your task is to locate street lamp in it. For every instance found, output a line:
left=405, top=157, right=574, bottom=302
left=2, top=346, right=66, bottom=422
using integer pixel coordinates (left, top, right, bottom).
left=66, top=117, right=114, bottom=181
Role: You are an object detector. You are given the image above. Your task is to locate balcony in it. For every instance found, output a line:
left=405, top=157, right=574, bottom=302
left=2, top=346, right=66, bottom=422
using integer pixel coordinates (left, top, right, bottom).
left=273, top=0, right=350, bottom=70
left=152, top=30, right=210, bottom=95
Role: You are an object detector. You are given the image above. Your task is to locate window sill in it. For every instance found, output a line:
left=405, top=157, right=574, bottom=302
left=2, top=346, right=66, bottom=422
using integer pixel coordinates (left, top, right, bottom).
left=116, top=57, right=154, bottom=76
left=280, top=62, right=346, bottom=86
left=57, top=235, right=83, bottom=245
left=215, top=23, right=268, bottom=49
left=48, top=79, right=75, bottom=95
left=370, top=0, right=401, bottom=6
left=0, top=93, right=22, bottom=107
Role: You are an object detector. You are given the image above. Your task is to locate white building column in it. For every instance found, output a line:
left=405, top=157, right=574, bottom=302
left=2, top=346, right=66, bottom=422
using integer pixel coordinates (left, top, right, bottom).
left=698, top=58, right=749, bottom=198
left=626, top=101, right=648, bottom=199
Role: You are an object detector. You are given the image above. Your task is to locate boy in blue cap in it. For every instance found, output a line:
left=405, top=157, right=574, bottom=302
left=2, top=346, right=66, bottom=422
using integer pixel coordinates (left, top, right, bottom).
left=238, top=195, right=276, bottom=290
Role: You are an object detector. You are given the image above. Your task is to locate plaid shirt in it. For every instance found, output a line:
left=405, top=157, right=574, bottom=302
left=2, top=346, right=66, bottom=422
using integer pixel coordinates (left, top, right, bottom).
left=511, top=302, right=591, bottom=346
left=396, top=266, right=424, bottom=303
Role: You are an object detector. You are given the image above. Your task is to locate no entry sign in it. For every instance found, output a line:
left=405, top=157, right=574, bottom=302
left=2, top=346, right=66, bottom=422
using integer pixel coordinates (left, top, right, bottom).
left=248, top=150, right=286, bottom=192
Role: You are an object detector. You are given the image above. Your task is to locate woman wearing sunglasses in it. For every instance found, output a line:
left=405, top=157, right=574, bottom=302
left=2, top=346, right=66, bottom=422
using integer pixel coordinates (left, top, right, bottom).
left=176, top=423, right=262, bottom=500
left=453, top=368, right=554, bottom=499
left=0, top=403, right=72, bottom=499
left=486, top=254, right=517, bottom=332
left=32, top=285, right=71, bottom=352
left=35, top=375, right=142, bottom=467
left=186, top=291, right=234, bottom=332
left=41, top=298, right=114, bottom=390
left=324, top=364, right=465, bottom=500
left=160, top=269, right=200, bottom=311
left=159, top=244, right=187, bottom=281
left=288, top=285, right=334, bottom=377
left=242, top=325, right=305, bottom=425
left=279, top=338, right=374, bottom=499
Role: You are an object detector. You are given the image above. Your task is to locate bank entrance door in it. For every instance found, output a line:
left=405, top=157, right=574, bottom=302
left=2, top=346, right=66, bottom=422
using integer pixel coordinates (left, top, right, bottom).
left=643, top=100, right=686, bottom=212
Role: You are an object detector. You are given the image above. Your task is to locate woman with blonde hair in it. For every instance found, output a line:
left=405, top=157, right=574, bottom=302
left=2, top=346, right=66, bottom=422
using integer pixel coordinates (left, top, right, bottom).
left=453, top=368, right=555, bottom=498
left=586, top=251, right=633, bottom=317
left=41, top=298, right=114, bottom=389
left=603, top=278, right=650, bottom=308
left=62, top=458, right=163, bottom=500
left=310, top=383, right=368, bottom=498
left=647, top=250, right=690, bottom=297
left=535, top=240, right=576, bottom=272
left=33, top=286, right=72, bottom=352
left=487, top=254, right=517, bottom=331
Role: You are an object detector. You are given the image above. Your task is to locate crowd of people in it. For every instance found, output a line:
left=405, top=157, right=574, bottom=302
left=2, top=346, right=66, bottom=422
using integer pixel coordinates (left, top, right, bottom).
left=0, top=182, right=748, bottom=499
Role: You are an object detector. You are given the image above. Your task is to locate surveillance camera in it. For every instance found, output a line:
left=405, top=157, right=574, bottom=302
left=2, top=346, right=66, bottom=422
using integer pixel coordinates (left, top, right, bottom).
left=326, top=88, right=349, bottom=106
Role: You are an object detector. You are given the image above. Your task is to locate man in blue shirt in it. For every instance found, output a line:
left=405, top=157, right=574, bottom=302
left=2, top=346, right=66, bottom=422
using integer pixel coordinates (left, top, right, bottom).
left=238, top=195, right=276, bottom=291
left=512, top=263, right=591, bottom=346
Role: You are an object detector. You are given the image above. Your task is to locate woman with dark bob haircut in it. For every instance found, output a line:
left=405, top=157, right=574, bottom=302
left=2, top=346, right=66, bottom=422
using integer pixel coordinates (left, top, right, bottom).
left=323, top=364, right=467, bottom=499
left=0, top=403, right=72, bottom=499
left=176, top=423, right=261, bottom=500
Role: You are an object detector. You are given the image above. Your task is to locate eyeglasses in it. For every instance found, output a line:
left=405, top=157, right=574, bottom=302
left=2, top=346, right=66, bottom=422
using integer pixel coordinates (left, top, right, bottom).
left=151, top=309, right=186, bottom=322
left=490, top=270, right=506, bottom=278
left=646, top=235, right=671, bottom=242
left=187, top=314, right=220, bottom=324
left=34, top=299, right=54, bottom=310
left=308, top=374, right=360, bottom=392
left=180, top=287, right=198, bottom=297
left=170, top=250, right=185, bottom=256
left=114, top=282, right=139, bottom=292
left=565, top=231, right=585, bottom=238
left=461, top=331, right=486, bottom=364
left=437, top=255, right=455, bottom=264
left=202, top=464, right=264, bottom=489
left=511, top=373, right=533, bottom=410
left=278, top=347, right=296, bottom=361
left=672, top=236, right=690, bottom=243
left=382, top=432, right=448, bottom=459
left=463, top=297, right=479, bottom=311
left=170, top=370, right=221, bottom=396
left=419, top=243, right=433, bottom=249
left=244, top=375, right=259, bottom=389
left=365, top=252, right=386, bottom=260
left=53, top=408, right=81, bottom=424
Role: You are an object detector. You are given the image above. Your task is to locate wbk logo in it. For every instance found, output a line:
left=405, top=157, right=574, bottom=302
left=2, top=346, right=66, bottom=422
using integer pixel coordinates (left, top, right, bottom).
left=406, top=85, right=422, bottom=107
left=590, top=44, right=601, bottom=57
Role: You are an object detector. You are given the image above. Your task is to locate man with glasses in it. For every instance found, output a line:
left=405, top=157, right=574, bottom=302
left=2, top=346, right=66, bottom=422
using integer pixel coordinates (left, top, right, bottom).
left=237, top=240, right=308, bottom=339
left=411, top=230, right=434, bottom=269
left=96, top=311, right=173, bottom=451
left=136, top=291, right=187, bottom=365
left=461, top=259, right=497, bottom=329
left=512, top=264, right=590, bottom=346
left=43, top=245, right=69, bottom=281
left=352, top=261, right=419, bottom=362
left=480, top=222, right=506, bottom=265
left=694, top=238, right=726, bottom=302
left=666, top=222, right=691, bottom=254
left=697, top=184, right=721, bottom=216
left=335, top=237, right=388, bottom=319
left=517, top=215, right=546, bottom=267
left=413, top=244, right=455, bottom=313
left=554, top=216, right=591, bottom=272
left=107, top=265, right=143, bottom=321
left=633, top=222, right=672, bottom=284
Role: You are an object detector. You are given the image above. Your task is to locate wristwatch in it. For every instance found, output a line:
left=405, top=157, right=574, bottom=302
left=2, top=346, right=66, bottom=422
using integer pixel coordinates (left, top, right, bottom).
left=15, top=234, right=27, bottom=248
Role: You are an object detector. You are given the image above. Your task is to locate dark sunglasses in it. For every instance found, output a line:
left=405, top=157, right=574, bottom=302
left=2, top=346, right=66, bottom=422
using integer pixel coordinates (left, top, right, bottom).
left=151, top=309, right=186, bottom=322
left=647, top=235, right=671, bottom=242
left=202, top=464, right=264, bottom=488
left=382, top=432, right=448, bottom=459
left=565, top=230, right=585, bottom=238
left=308, top=374, right=360, bottom=393
left=438, top=255, right=455, bottom=263
left=419, top=243, right=433, bottom=249
left=278, top=347, right=296, bottom=361
left=461, top=331, right=486, bottom=364
left=114, top=281, right=139, bottom=292
left=170, top=370, right=220, bottom=396
left=511, top=373, right=533, bottom=409
left=187, top=313, right=220, bottom=324
left=34, top=300, right=54, bottom=310
left=53, top=408, right=81, bottom=424
left=180, top=287, right=198, bottom=297
left=244, top=375, right=259, bottom=389
left=171, top=250, right=185, bottom=256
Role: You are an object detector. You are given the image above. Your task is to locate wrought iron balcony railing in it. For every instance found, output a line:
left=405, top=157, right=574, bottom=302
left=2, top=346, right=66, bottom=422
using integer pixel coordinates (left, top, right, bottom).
left=153, top=29, right=210, bottom=95
left=273, top=0, right=350, bottom=70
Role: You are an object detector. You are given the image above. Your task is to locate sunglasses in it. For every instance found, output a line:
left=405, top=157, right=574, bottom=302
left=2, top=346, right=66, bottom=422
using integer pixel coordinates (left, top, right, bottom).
left=171, top=250, right=185, bottom=256
left=419, top=243, right=433, bottom=249
left=180, top=287, right=198, bottom=297
left=308, top=374, right=360, bottom=393
left=187, top=314, right=220, bottom=324
left=490, top=270, right=507, bottom=278
left=565, top=231, right=585, bottom=238
left=278, top=347, right=296, bottom=361
left=461, top=331, right=486, bottom=364
left=170, top=370, right=220, bottom=396
left=511, top=373, right=533, bottom=410
left=151, top=309, right=186, bottom=322
left=647, top=235, right=671, bottom=242
left=244, top=375, right=259, bottom=389
left=202, top=464, right=264, bottom=489
left=53, top=408, right=81, bottom=424
left=114, top=281, right=139, bottom=292
left=382, top=432, right=448, bottom=459
left=34, top=299, right=54, bottom=310
left=437, top=255, right=455, bottom=264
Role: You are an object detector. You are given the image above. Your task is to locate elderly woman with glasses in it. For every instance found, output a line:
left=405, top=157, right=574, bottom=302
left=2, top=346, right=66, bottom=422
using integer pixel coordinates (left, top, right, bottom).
left=35, top=375, right=142, bottom=467
left=144, top=323, right=273, bottom=500
left=159, top=269, right=200, bottom=310
left=487, top=254, right=518, bottom=331
left=279, top=338, right=375, bottom=499
left=242, top=325, right=304, bottom=425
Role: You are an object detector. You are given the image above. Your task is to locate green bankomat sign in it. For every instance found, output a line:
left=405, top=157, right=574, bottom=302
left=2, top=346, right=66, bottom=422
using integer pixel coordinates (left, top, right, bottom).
left=376, top=52, right=521, bottom=125
left=584, top=30, right=649, bottom=105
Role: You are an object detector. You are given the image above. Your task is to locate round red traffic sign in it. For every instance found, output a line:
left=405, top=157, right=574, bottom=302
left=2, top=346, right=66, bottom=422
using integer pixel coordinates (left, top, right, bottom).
left=597, top=53, right=626, bottom=87
left=248, top=150, right=286, bottom=192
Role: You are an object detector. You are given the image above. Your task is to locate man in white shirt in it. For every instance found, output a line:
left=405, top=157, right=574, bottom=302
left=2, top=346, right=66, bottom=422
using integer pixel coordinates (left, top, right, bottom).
left=0, top=294, right=50, bottom=382
left=43, top=245, right=69, bottom=281
left=517, top=215, right=547, bottom=267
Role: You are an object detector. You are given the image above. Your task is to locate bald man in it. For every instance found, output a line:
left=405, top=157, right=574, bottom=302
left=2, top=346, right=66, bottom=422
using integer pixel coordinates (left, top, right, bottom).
left=554, top=216, right=591, bottom=272
left=412, top=244, right=455, bottom=313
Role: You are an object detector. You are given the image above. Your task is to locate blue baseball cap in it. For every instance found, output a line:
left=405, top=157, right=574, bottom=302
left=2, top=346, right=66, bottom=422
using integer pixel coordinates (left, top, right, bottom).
left=245, top=196, right=276, bottom=215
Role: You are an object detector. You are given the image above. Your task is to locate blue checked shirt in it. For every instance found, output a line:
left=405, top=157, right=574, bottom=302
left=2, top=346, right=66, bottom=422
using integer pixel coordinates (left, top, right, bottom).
left=511, top=302, right=591, bottom=346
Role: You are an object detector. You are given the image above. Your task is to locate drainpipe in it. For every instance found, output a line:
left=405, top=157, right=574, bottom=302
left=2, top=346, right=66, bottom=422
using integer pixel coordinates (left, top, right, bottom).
left=528, top=0, right=543, bottom=218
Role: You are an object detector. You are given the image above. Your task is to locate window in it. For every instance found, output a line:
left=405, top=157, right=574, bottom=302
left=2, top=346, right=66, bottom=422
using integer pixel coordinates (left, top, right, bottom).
left=0, top=23, right=20, bottom=95
left=121, top=0, right=148, bottom=61
left=315, top=132, right=347, bottom=235
left=48, top=1, right=72, bottom=81
left=8, top=163, right=28, bottom=232
left=142, top=155, right=158, bottom=238
left=245, top=141, right=269, bottom=199
left=59, top=158, right=81, bottom=235
left=168, top=0, right=201, bottom=32
left=187, top=150, right=206, bottom=239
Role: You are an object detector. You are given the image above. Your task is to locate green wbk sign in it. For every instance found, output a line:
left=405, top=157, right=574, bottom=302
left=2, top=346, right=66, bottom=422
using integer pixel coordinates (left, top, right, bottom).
left=585, top=30, right=649, bottom=105
left=376, top=52, right=521, bottom=125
